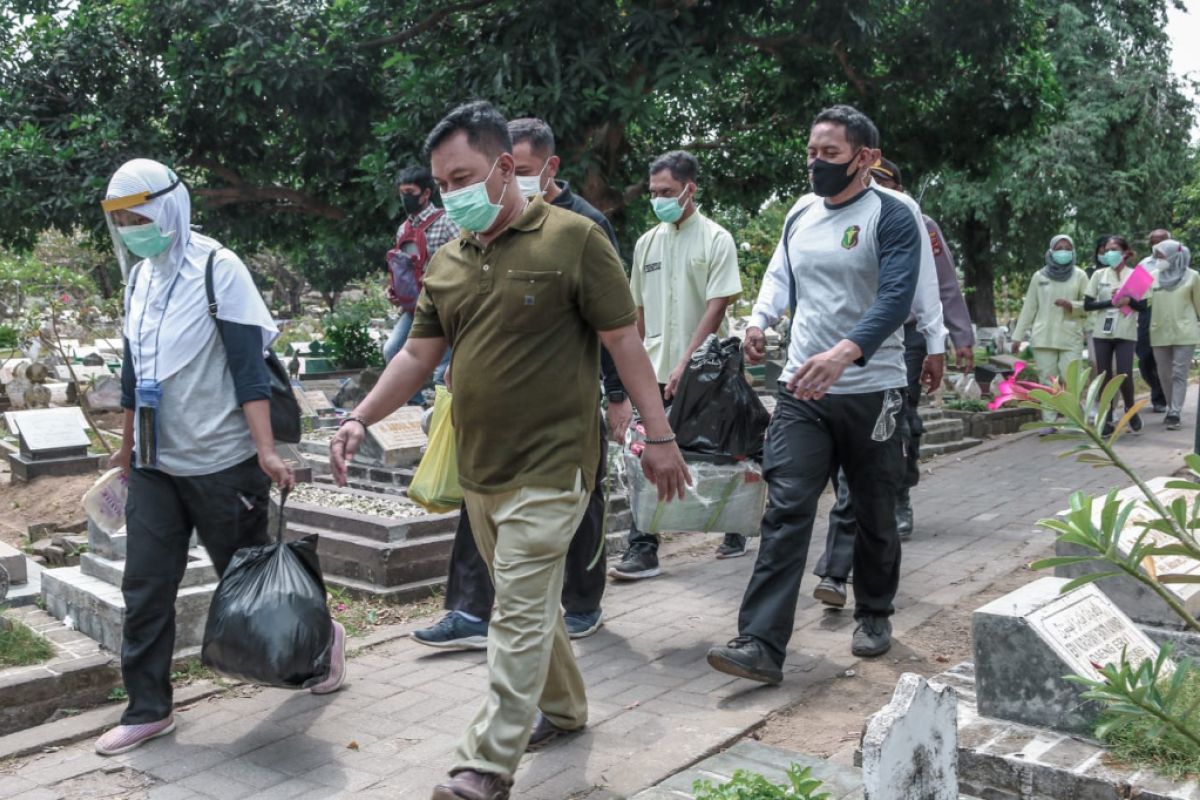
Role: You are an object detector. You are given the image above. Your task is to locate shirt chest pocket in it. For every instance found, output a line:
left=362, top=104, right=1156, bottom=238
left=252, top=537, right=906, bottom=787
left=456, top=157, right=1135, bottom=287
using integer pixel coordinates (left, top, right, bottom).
left=501, top=270, right=564, bottom=332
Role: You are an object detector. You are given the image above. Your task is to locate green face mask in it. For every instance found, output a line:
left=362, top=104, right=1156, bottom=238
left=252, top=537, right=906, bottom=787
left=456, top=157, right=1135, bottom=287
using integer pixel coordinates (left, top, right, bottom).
left=1100, top=250, right=1123, bottom=268
left=651, top=188, right=688, bottom=224
left=1051, top=250, right=1074, bottom=266
left=118, top=222, right=175, bottom=259
left=441, top=159, right=506, bottom=233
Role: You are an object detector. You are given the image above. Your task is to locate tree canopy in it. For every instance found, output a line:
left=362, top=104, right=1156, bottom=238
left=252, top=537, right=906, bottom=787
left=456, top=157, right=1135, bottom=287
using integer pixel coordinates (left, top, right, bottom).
left=0, top=0, right=1193, bottom=323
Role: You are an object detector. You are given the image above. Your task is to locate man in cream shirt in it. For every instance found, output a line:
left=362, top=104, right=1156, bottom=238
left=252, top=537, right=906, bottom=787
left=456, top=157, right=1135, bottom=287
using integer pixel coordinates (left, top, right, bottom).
left=611, top=150, right=744, bottom=581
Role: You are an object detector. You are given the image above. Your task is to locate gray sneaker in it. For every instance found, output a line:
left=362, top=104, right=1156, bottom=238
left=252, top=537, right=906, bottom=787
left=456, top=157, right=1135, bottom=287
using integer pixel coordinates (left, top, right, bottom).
left=412, top=611, right=488, bottom=650
left=851, top=615, right=892, bottom=657
left=812, top=577, right=847, bottom=608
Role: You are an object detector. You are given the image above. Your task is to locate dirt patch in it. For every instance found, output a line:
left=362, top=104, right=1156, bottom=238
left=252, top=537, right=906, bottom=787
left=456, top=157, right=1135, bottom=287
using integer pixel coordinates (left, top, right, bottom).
left=0, top=472, right=99, bottom=550
left=753, top=556, right=1047, bottom=761
left=0, top=410, right=122, bottom=550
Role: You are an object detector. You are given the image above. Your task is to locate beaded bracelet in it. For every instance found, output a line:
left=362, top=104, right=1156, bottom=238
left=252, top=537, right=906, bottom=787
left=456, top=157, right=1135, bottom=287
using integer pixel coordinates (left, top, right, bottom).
left=643, top=433, right=677, bottom=445
left=339, top=415, right=368, bottom=431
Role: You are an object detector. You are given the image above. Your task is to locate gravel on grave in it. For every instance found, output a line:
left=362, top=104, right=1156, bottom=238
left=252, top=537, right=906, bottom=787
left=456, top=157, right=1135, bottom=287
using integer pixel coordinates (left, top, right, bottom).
left=276, top=484, right=427, bottom=518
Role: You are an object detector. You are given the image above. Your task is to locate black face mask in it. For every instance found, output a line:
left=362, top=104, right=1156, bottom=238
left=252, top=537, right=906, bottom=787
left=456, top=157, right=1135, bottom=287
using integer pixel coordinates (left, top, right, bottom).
left=402, top=192, right=424, bottom=216
left=809, top=149, right=862, bottom=198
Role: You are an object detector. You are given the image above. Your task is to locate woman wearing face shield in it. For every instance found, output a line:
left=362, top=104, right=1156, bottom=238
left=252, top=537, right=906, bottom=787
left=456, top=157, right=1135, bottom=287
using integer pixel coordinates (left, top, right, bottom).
left=1011, top=235, right=1089, bottom=424
left=1085, top=234, right=1147, bottom=435
left=1148, top=239, right=1200, bottom=430
left=94, top=159, right=346, bottom=757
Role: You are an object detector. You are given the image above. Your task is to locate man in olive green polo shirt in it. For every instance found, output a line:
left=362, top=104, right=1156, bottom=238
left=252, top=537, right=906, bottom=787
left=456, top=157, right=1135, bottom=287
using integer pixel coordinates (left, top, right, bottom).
left=328, top=101, right=690, bottom=800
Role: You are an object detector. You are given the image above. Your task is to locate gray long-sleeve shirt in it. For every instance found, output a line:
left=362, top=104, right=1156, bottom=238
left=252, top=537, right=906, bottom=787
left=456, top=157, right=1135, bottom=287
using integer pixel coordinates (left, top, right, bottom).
left=913, top=215, right=974, bottom=348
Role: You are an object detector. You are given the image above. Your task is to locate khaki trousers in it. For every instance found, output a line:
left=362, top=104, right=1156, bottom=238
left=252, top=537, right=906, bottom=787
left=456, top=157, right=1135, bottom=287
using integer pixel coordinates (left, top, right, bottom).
left=454, top=472, right=590, bottom=778
left=1032, top=348, right=1075, bottom=422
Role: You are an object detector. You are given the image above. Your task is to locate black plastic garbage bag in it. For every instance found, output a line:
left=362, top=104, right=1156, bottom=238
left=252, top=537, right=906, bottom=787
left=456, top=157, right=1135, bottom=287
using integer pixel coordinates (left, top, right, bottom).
left=201, top=488, right=333, bottom=689
left=667, top=334, right=770, bottom=462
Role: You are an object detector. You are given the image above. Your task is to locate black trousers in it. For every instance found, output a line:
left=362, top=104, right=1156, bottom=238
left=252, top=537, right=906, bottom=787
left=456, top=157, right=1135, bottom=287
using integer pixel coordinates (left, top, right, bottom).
left=815, top=323, right=925, bottom=581
left=1136, top=322, right=1168, bottom=409
left=121, top=456, right=270, bottom=724
left=444, top=424, right=608, bottom=618
left=627, top=384, right=669, bottom=553
left=1093, top=338, right=1137, bottom=419
left=737, top=388, right=905, bottom=666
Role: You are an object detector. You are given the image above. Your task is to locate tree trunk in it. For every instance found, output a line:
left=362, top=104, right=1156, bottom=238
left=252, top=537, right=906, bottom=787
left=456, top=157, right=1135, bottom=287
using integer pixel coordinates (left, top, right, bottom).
left=961, top=217, right=997, bottom=326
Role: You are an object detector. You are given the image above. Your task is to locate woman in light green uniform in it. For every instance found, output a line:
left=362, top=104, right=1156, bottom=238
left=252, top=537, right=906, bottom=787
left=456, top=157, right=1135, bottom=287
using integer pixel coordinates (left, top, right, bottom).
left=1086, top=235, right=1146, bottom=434
left=1012, top=234, right=1088, bottom=423
left=1148, top=239, right=1200, bottom=430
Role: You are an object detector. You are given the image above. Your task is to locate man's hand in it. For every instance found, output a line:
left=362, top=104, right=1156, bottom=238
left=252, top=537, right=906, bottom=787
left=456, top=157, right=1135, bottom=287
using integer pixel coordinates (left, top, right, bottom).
left=921, top=353, right=945, bottom=394
left=1053, top=298, right=1074, bottom=311
left=108, top=446, right=132, bottom=477
left=954, top=345, right=975, bottom=373
left=640, top=442, right=692, bottom=502
left=743, top=326, right=767, bottom=365
left=663, top=361, right=686, bottom=400
left=607, top=398, right=633, bottom=445
left=330, top=422, right=366, bottom=486
left=786, top=343, right=858, bottom=401
left=258, top=448, right=296, bottom=490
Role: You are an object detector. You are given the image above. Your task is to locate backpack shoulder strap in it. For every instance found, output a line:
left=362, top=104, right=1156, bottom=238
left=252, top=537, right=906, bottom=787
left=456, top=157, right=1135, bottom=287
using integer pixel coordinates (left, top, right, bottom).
left=204, top=249, right=220, bottom=318
left=417, top=208, right=445, bottom=230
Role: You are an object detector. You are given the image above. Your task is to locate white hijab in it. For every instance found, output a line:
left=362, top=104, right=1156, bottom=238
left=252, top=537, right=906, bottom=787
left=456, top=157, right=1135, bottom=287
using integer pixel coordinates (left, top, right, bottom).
left=109, top=159, right=278, bottom=383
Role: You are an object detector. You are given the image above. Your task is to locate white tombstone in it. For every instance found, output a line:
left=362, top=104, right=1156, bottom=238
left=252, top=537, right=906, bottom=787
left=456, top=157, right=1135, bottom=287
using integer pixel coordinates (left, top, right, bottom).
left=861, top=673, right=958, bottom=800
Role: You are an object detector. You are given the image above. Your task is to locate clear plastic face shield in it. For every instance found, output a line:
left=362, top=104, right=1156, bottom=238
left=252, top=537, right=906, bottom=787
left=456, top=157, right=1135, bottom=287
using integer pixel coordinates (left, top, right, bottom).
left=100, top=176, right=182, bottom=280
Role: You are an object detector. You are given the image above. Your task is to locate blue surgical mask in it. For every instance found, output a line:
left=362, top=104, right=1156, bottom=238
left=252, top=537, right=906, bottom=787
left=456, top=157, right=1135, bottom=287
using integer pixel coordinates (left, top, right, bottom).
left=1051, top=250, right=1074, bottom=266
left=118, top=222, right=175, bottom=259
left=442, top=159, right=507, bottom=233
left=652, top=188, right=688, bottom=224
left=1101, top=250, right=1123, bottom=268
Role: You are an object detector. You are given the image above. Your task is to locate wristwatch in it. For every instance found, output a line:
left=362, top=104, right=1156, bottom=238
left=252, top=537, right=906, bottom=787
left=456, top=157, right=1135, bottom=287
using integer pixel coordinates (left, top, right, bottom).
left=606, top=390, right=627, bottom=404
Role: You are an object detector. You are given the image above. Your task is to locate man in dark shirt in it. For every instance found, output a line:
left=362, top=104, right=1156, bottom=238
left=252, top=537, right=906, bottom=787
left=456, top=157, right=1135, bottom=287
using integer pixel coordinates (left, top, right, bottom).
left=411, top=117, right=628, bottom=648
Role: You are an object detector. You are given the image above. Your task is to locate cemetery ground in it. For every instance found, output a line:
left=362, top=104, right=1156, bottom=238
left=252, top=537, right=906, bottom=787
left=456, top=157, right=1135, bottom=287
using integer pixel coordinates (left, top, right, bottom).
left=0, top=390, right=1193, bottom=799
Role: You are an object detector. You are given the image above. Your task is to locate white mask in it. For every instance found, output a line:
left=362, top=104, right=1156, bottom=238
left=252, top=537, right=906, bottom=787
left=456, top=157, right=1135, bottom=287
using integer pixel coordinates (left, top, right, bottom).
left=517, top=162, right=550, bottom=198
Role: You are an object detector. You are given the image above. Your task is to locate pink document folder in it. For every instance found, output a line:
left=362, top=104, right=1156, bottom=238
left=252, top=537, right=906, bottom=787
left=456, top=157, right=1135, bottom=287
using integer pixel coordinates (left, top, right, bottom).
left=1113, top=265, right=1154, bottom=316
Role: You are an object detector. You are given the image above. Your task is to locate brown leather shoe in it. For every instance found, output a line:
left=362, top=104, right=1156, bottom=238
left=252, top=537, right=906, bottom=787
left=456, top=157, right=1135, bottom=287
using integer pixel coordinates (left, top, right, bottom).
left=431, top=770, right=513, bottom=800
left=526, top=710, right=583, bottom=752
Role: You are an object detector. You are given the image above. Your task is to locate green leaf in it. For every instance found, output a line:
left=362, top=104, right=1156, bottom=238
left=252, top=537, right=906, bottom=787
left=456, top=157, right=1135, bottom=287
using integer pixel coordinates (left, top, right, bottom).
left=1060, top=571, right=1122, bottom=592
left=1030, top=555, right=1100, bottom=570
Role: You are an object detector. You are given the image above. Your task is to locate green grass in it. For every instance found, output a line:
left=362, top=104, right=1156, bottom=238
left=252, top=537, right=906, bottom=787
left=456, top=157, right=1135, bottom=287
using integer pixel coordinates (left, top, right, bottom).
left=0, top=617, right=55, bottom=667
left=1101, top=670, right=1200, bottom=780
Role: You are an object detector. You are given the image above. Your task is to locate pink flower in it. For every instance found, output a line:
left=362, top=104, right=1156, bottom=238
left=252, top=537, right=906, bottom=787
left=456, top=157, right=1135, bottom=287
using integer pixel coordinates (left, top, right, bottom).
left=988, top=360, right=1058, bottom=410
left=60, top=293, right=70, bottom=303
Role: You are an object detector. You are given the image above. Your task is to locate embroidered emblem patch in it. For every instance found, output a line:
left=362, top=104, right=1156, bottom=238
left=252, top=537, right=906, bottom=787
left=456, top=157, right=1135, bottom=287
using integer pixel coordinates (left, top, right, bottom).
left=524, top=295, right=535, bottom=306
left=841, top=225, right=861, bottom=250
left=928, top=228, right=944, bottom=256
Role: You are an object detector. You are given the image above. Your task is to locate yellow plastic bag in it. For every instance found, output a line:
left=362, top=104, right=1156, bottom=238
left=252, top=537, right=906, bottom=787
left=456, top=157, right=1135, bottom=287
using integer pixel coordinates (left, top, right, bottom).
left=408, top=386, right=463, bottom=513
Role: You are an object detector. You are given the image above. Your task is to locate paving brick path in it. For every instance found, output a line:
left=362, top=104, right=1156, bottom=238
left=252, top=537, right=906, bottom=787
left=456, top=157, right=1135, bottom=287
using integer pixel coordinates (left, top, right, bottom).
left=1, top=394, right=1193, bottom=800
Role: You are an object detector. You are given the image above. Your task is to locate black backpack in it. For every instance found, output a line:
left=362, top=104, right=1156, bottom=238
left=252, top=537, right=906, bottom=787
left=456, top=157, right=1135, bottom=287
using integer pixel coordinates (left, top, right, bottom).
left=203, top=249, right=302, bottom=443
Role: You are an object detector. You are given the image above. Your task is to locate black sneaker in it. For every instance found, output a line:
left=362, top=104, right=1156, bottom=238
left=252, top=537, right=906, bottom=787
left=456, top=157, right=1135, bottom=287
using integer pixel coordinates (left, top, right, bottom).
left=812, top=577, right=847, bottom=608
left=1130, top=413, right=1144, bottom=433
left=1166, top=414, right=1182, bottom=431
left=1152, top=403, right=1168, bottom=413
left=706, top=636, right=782, bottom=685
left=715, top=533, right=748, bottom=559
left=851, top=615, right=892, bottom=657
left=412, top=611, right=488, bottom=650
left=1101, top=422, right=1115, bottom=437
left=607, top=546, right=660, bottom=581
